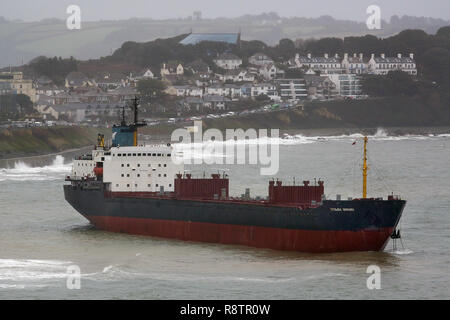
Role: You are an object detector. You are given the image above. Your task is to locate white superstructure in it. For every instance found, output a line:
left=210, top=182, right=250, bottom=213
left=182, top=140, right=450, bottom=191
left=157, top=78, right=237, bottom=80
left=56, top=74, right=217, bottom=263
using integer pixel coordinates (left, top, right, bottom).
left=70, top=144, right=184, bottom=193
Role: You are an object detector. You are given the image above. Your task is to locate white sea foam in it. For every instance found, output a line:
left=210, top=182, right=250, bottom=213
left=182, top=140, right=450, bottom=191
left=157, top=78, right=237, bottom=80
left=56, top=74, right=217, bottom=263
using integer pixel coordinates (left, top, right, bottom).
left=0, top=155, right=72, bottom=182
left=0, top=259, right=73, bottom=282
left=390, top=249, right=414, bottom=255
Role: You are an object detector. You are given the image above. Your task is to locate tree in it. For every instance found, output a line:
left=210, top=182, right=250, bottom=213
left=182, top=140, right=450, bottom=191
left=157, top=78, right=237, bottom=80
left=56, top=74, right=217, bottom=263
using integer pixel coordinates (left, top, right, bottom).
left=361, top=71, right=418, bottom=97
left=137, top=79, right=167, bottom=103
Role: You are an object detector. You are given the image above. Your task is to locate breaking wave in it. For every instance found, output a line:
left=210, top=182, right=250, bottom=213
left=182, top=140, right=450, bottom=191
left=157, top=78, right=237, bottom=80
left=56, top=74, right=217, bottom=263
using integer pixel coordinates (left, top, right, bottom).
left=172, top=128, right=449, bottom=161
left=0, top=155, right=72, bottom=182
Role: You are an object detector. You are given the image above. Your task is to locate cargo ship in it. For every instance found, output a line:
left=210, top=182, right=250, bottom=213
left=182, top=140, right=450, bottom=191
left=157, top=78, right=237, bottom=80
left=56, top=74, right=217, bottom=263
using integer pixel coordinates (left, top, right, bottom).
left=64, top=99, right=405, bottom=253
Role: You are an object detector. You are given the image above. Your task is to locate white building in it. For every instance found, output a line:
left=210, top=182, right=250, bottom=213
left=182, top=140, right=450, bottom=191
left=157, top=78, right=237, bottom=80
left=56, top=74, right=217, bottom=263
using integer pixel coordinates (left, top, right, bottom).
left=169, top=85, right=203, bottom=97
left=328, top=74, right=364, bottom=98
left=291, top=53, right=343, bottom=74
left=251, top=83, right=279, bottom=100
left=161, top=63, right=184, bottom=76
left=341, top=53, right=369, bottom=75
left=248, top=53, right=274, bottom=66
left=276, top=79, right=307, bottom=101
left=259, top=64, right=284, bottom=80
left=220, top=69, right=255, bottom=82
left=368, top=53, right=417, bottom=75
left=214, top=53, right=242, bottom=70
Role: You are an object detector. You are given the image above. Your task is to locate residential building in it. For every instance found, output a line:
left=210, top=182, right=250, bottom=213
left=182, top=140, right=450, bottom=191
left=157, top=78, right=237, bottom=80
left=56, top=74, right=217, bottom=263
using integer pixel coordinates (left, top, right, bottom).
left=341, top=53, right=369, bottom=75
left=368, top=53, right=417, bottom=75
left=0, top=72, right=37, bottom=102
left=167, top=85, right=203, bottom=97
left=303, top=75, right=338, bottom=100
left=214, top=53, right=242, bottom=70
left=220, top=69, right=255, bottom=82
left=259, top=63, right=285, bottom=80
left=251, top=83, right=279, bottom=100
left=161, top=63, right=184, bottom=76
left=276, top=79, right=307, bottom=101
left=328, top=74, right=364, bottom=98
left=65, top=71, right=95, bottom=89
left=290, top=53, right=343, bottom=74
left=249, top=53, right=274, bottom=66
left=202, top=95, right=230, bottom=110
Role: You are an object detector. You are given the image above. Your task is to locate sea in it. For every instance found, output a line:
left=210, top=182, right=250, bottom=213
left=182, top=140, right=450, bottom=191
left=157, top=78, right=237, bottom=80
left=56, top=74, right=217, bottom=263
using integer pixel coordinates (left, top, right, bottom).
left=0, top=128, right=449, bottom=299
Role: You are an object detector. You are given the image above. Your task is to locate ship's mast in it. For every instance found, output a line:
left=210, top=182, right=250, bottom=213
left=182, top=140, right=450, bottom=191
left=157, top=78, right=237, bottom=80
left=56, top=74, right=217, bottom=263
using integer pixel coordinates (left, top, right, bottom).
left=363, top=136, right=368, bottom=199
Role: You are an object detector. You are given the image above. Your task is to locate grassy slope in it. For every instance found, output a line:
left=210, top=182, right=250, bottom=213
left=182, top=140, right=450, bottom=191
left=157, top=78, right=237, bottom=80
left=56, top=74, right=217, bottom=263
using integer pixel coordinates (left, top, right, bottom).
left=0, top=126, right=109, bottom=158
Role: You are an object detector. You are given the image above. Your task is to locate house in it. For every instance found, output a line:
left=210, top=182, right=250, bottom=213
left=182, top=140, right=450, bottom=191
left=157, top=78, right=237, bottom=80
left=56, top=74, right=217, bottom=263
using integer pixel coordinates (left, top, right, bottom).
left=240, top=83, right=253, bottom=98
left=290, top=53, right=343, bottom=75
left=224, top=84, right=242, bottom=99
left=259, top=63, right=285, bottom=80
left=94, top=72, right=127, bottom=89
left=178, top=97, right=204, bottom=111
left=205, top=84, right=229, bottom=96
left=303, top=75, right=338, bottom=100
left=202, top=95, right=230, bottom=110
left=213, top=53, right=242, bottom=70
left=368, top=53, right=417, bottom=75
left=276, top=79, right=308, bottom=101
left=51, top=103, right=125, bottom=122
left=341, top=53, right=369, bottom=75
left=65, top=72, right=95, bottom=89
left=167, top=85, right=203, bottom=97
left=249, top=53, right=274, bottom=66
left=136, top=68, right=156, bottom=80
left=220, top=69, right=255, bottom=82
left=251, top=83, right=279, bottom=100
left=108, top=86, right=139, bottom=102
left=161, top=62, right=184, bottom=76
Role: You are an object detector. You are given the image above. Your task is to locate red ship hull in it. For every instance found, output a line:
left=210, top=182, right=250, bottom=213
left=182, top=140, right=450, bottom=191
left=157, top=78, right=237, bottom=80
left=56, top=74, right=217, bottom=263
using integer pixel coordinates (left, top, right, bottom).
left=85, top=215, right=394, bottom=253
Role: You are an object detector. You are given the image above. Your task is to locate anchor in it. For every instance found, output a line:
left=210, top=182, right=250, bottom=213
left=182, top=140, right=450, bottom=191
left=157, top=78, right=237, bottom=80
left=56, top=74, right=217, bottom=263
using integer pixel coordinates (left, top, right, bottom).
left=390, top=229, right=402, bottom=251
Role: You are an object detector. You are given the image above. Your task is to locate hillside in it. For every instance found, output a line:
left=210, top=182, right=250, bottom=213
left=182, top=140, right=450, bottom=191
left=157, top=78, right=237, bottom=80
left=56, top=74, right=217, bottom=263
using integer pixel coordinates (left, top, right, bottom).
left=0, top=126, right=109, bottom=159
left=1, top=13, right=449, bottom=68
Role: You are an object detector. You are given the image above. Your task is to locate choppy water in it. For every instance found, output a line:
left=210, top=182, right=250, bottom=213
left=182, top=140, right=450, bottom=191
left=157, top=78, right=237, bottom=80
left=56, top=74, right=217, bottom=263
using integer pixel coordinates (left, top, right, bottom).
left=0, top=129, right=449, bottom=299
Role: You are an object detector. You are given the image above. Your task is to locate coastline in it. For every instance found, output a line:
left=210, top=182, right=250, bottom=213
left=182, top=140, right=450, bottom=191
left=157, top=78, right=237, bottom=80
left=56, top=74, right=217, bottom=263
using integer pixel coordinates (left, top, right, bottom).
left=2, top=125, right=449, bottom=162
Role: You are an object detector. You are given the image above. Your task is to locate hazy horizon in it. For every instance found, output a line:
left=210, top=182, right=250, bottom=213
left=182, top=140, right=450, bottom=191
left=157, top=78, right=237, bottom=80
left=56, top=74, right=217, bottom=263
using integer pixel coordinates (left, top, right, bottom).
left=1, top=0, right=449, bottom=22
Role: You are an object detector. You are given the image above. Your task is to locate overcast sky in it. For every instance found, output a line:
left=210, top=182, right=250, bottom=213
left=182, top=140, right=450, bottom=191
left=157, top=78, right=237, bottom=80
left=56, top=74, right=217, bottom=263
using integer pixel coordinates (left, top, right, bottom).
left=1, top=0, right=449, bottom=22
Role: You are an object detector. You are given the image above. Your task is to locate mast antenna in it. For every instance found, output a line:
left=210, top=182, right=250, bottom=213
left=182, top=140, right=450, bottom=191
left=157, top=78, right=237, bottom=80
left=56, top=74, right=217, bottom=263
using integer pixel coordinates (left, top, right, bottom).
left=363, top=136, right=369, bottom=198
